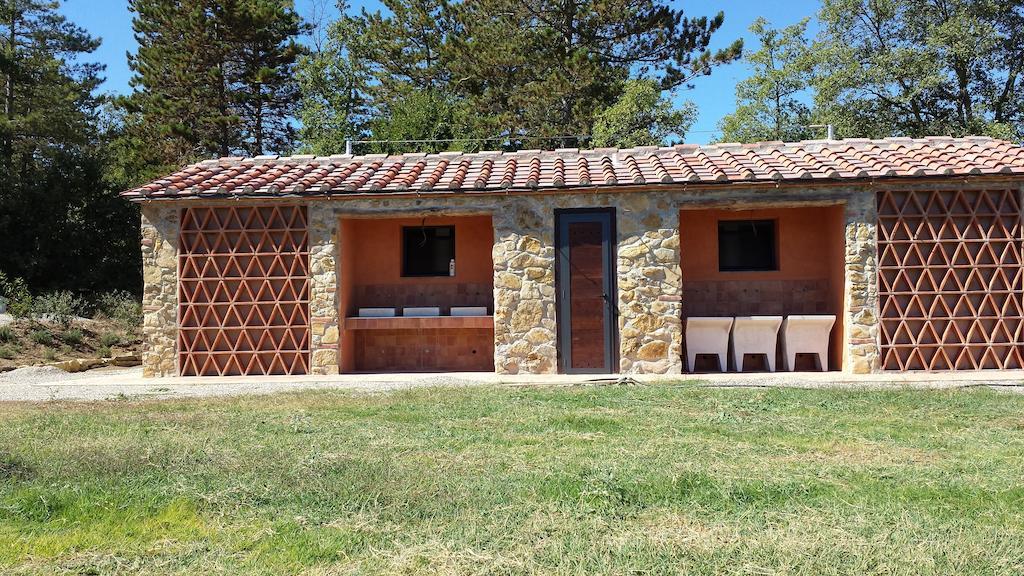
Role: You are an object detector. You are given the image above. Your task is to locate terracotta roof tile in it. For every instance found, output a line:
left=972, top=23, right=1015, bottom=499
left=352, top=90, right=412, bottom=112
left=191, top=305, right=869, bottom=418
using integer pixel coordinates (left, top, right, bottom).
left=122, top=137, right=1024, bottom=200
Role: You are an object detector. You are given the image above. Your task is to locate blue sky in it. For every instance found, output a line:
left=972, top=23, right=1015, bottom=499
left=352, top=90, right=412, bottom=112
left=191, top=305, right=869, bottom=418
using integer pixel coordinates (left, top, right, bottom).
left=59, top=0, right=821, bottom=145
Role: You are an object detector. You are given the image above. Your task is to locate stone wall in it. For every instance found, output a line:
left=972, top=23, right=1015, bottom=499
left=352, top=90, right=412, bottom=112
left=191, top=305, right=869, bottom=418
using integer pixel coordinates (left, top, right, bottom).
left=323, top=192, right=684, bottom=375
left=489, top=192, right=684, bottom=374
left=842, top=193, right=881, bottom=373
left=308, top=204, right=340, bottom=375
left=137, top=182, right=889, bottom=377
left=615, top=194, right=683, bottom=374
left=491, top=200, right=558, bottom=373
left=140, top=204, right=178, bottom=377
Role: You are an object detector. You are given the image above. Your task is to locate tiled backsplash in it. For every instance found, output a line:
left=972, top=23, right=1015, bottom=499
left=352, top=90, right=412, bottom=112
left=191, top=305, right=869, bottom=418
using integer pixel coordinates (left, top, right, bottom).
left=353, top=328, right=494, bottom=372
left=348, top=282, right=492, bottom=315
left=682, top=279, right=834, bottom=317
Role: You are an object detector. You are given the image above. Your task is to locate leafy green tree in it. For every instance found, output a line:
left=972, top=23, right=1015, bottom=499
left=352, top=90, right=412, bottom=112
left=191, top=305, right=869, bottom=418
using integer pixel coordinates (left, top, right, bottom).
left=365, top=89, right=476, bottom=153
left=593, top=79, right=696, bottom=147
left=0, top=0, right=140, bottom=294
left=813, top=0, right=1024, bottom=139
left=296, top=3, right=370, bottom=155
left=349, top=0, right=475, bottom=150
left=717, top=18, right=816, bottom=143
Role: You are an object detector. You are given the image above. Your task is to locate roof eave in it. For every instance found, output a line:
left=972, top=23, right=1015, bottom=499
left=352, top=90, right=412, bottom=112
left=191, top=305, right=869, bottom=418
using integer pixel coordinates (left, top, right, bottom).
left=122, top=172, right=1024, bottom=203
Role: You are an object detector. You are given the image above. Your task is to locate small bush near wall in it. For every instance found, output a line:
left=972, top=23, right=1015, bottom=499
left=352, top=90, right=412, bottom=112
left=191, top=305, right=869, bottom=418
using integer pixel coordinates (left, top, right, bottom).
left=93, top=290, right=143, bottom=328
left=62, top=328, right=85, bottom=345
left=0, top=272, right=33, bottom=319
left=29, top=329, right=54, bottom=346
left=32, top=291, right=84, bottom=328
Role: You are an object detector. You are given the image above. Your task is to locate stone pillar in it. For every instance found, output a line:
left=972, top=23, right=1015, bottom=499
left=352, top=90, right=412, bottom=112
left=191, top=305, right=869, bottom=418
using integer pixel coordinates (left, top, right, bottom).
left=140, top=204, right=179, bottom=377
left=492, top=199, right=558, bottom=374
left=308, top=203, right=340, bottom=375
left=616, top=195, right=683, bottom=374
left=843, top=193, right=881, bottom=373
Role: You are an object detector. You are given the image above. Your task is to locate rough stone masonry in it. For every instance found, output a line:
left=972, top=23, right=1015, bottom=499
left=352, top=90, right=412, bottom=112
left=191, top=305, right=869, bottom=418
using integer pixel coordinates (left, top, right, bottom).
left=138, top=181, right=881, bottom=377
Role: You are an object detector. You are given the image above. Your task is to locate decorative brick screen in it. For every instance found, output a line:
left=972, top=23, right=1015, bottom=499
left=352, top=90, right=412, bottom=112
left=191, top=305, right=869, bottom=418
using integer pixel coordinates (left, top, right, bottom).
left=178, top=206, right=310, bottom=376
left=877, top=188, right=1024, bottom=370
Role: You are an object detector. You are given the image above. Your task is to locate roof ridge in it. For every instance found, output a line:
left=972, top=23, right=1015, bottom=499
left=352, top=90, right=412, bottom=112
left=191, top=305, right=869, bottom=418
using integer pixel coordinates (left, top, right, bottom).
left=194, top=135, right=1009, bottom=166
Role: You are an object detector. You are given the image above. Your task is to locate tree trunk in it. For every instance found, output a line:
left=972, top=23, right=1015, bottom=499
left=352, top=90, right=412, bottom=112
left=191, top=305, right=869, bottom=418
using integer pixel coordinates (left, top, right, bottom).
left=218, top=62, right=229, bottom=157
left=2, top=4, right=17, bottom=164
left=4, top=3, right=14, bottom=121
left=254, top=84, right=263, bottom=155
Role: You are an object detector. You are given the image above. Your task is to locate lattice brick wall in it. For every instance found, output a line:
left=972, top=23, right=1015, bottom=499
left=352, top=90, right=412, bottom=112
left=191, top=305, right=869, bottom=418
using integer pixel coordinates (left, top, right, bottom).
left=878, top=188, right=1024, bottom=370
left=178, top=206, right=310, bottom=376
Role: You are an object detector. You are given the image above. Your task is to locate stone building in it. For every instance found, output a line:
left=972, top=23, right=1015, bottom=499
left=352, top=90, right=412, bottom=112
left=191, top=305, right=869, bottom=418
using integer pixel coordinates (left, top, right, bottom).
left=123, top=137, right=1024, bottom=377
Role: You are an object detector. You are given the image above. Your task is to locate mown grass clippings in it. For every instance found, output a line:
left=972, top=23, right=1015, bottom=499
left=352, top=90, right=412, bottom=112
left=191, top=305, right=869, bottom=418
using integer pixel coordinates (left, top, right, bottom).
left=1, top=385, right=1023, bottom=575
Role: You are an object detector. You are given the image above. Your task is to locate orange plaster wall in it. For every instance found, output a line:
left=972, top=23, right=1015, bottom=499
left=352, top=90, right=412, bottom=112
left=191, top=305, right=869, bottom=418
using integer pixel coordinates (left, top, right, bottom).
left=679, top=206, right=840, bottom=281
left=339, top=219, right=356, bottom=372
left=340, top=216, right=493, bottom=308
left=679, top=205, right=846, bottom=370
left=825, top=206, right=847, bottom=371
left=338, top=215, right=494, bottom=373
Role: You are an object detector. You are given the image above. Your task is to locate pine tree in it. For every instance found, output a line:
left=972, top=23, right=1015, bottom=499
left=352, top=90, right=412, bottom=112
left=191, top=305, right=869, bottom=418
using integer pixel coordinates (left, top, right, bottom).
left=0, top=0, right=140, bottom=293
left=448, top=0, right=743, bottom=148
left=351, top=0, right=473, bottom=151
left=127, top=0, right=230, bottom=161
left=322, top=0, right=741, bottom=150
left=126, top=0, right=305, bottom=162
left=223, top=0, right=308, bottom=156
left=0, top=0, right=102, bottom=165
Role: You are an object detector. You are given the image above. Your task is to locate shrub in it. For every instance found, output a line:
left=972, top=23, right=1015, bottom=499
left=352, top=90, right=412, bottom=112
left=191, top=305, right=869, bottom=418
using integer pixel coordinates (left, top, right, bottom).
left=29, top=330, right=53, bottom=346
left=33, top=291, right=83, bottom=327
left=42, top=348, right=56, bottom=361
left=99, top=332, right=121, bottom=347
left=0, top=346, right=14, bottom=360
left=0, top=325, right=14, bottom=343
left=0, top=272, right=33, bottom=319
left=62, top=328, right=84, bottom=345
left=94, top=291, right=142, bottom=327
left=97, top=345, right=111, bottom=358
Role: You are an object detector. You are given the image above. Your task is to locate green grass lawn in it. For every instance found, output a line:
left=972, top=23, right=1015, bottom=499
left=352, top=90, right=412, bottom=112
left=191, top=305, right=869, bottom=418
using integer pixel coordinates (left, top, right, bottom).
left=2, top=384, right=1024, bottom=575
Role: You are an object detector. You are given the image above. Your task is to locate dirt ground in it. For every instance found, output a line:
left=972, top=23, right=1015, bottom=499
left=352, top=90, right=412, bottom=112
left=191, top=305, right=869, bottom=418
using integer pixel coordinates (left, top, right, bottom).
left=0, top=316, right=141, bottom=372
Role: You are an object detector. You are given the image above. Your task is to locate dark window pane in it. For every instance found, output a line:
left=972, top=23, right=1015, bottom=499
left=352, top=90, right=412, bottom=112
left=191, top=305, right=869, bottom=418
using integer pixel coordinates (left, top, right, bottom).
left=718, top=220, right=777, bottom=271
left=402, top=226, right=455, bottom=276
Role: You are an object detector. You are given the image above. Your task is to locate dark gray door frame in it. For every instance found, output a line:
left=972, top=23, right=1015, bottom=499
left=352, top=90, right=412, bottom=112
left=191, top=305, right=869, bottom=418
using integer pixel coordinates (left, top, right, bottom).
left=554, top=208, right=619, bottom=374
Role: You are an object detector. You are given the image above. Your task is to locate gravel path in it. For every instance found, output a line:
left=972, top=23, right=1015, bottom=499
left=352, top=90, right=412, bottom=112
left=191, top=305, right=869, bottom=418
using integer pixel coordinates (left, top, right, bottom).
left=0, top=366, right=490, bottom=401
left=2, top=364, right=1022, bottom=402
